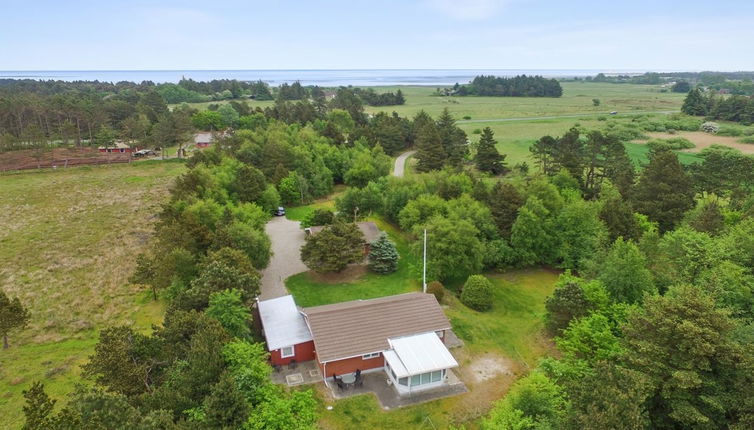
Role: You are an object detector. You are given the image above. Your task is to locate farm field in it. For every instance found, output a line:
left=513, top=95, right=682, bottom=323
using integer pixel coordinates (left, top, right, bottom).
left=0, top=160, right=185, bottom=427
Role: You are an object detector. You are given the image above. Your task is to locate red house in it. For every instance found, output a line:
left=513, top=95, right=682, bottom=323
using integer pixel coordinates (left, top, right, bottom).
left=258, top=293, right=459, bottom=396
left=98, top=141, right=137, bottom=153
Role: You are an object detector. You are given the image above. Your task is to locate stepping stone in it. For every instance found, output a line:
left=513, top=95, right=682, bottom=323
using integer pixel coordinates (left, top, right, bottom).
left=286, top=373, right=304, bottom=385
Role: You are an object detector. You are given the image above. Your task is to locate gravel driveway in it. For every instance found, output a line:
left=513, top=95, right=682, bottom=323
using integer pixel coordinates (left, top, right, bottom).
left=259, top=216, right=308, bottom=299
left=393, top=150, right=416, bottom=178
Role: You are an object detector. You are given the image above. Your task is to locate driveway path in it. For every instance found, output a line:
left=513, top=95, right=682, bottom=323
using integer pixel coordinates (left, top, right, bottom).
left=259, top=216, right=308, bottom=300
left=393, top=150, right=416, bottom=178
left=456, top=110, right=679, bottom=125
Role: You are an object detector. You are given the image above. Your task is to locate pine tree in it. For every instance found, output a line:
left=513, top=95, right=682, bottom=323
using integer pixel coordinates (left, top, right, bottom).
left=0, top=290, right=30, bottom=349
left=301, top=221, right=365, bottom=272
left=681, top=88, right=709, bottom=116
left=633, top=149, right=695, bottom=233
left=415, top=122, right=446, bottom=172
left=474, top=127, right=506, bottom=174
left=488, top=182, right=524, bottom=239
left=436, top=108, right=467, bottom=167
left=22, top=382, right=55, bottom=430
left=367, top=233, right=399, bottom=274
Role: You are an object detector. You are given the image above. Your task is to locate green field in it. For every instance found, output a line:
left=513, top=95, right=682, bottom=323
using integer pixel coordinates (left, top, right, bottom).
left=0, top=160, right=185, bottom=427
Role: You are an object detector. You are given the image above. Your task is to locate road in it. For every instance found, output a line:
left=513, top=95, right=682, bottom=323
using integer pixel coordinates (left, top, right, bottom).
left=393, top=150, right=416, bottom=178
left=456, top=110, right=679, bottom=125
left=259, top=216, right=309, bottom=300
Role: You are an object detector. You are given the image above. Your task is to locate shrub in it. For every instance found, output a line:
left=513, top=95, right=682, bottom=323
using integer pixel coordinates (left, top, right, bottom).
left=646, top=137, right=695, bottom=151
left=463, top=115, right=472, bottom=120
left=302, top=208, right=335, bottom=228
left=472, top=129, right=482, bottom=134
left=460, top=275, right=493, bottom=311
left=717, top=125, right=742, bottom=137
left=597, top=116, right=607, bottom=121
left=739, top=136, right=754, bottom=144
left=367, top=233, right=399, bottom=274
left=426, top=281, right=445, bottom=303
left=701, top=121, right=720, bottom=134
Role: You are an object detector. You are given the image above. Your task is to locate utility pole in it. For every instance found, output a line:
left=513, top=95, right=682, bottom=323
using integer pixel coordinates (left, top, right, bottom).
left=422, top=229, right=427, bottom=293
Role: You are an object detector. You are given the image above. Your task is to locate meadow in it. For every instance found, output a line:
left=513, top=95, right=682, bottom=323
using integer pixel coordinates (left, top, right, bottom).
left=0, top=160, right=185, bottom=427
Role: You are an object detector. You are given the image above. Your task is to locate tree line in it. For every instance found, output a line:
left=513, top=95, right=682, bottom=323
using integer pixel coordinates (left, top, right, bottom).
left=682, top=88, right=754, bottom=124
left=452, top=75, right=563, bottom=97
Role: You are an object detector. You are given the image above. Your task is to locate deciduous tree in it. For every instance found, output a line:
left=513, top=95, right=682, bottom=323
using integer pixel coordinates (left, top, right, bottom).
left=0, top=290, right=30, bottom=349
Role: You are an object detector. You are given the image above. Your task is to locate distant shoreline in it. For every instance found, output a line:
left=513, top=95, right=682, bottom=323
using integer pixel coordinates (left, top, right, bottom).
left=0, top=69, right=658, bottom=86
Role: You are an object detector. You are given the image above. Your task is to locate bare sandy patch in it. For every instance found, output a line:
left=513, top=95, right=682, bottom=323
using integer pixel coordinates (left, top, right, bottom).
left=463, top=353, right=517, bottom=384
left=643, top=131, right=754, bottom=154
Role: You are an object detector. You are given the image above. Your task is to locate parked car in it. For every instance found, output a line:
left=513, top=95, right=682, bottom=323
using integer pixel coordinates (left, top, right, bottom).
left=609, top=111, right=618, bottom=115
left=133, top=149, right=156, bottom=158
left=273, top=207, right=286, bottom=216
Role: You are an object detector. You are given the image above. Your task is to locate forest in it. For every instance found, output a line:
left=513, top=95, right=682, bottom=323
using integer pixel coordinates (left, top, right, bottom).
left=682, top=88, right=754, bottom=124
left=452, top=75, right=563, bottom=97
left=5, top=76, right=754, bottom=429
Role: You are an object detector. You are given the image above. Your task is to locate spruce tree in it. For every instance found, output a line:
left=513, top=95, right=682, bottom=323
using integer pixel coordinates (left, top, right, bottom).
left=436, top=108, right=467, bottom=167
left=367, top=233, right=399, bottom=274
left=488, top=182, right=524, bottom=239
left=681, top=88, right=709, bottom=116
left=633, top=148, right=695, bottom=233
left=474, top=127, right=506, bottom=174
left=415, top=122, right=446, bottom=172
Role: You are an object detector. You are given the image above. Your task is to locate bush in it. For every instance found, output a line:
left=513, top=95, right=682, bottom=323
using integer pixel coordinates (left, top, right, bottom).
left=427, top=281, right=445, bottom=303
left=463, top=115, right=472, bottom=120
left=302, top=208, right=335, bottom=228
left=739, top=136, right=754, bottom=144
left=646, top=137, right=695, bottom=151
left=472, top=129, right=482, bottom=134
left=717, top=125, right=742, bottom=137
left=460, top=275, right=493, bottom=311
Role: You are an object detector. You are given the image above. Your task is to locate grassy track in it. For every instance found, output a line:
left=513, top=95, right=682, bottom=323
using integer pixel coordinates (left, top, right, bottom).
left=0, top=160, right=184, bottom=427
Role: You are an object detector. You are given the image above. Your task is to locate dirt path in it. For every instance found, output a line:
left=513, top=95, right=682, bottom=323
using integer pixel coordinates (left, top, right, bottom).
left=393, top=150, right=416, bottom=178
left=643, top=131, right=754, bottom=154
left=456, top=110, right=679, bottom=124
left=259, top=216, right=308, bottom=299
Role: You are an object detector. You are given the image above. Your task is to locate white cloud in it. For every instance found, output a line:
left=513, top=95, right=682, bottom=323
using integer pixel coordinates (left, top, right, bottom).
left=423, top=0, right=513, bottom=20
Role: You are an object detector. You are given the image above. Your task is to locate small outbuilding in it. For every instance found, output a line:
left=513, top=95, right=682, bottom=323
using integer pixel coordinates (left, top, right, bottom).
left=257, top=295, right=315, bottom=366
left=98, top=141, right=136, bottom=153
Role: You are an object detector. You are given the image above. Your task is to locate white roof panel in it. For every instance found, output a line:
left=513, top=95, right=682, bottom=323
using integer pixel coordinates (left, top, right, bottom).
left=385, top=332, right=458, bottom=377
left=258, top=295, right=313, bottom=351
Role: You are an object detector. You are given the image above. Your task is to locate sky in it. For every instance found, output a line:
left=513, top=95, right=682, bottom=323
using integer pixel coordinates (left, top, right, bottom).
left=1, top=0, right=753, bottom=71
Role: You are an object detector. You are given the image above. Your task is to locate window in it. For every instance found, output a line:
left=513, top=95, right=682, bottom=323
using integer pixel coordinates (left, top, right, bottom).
left=431, top=370, right=442, bottom=382
left=281, top=345, right=295, bottom=358
left=409, top=370, right=445, bottom=386
left=398, top=377, right=408, bottom=386
left=362, top=352, right=380, bottom=360
left=410, top=374, right=421, bottom=386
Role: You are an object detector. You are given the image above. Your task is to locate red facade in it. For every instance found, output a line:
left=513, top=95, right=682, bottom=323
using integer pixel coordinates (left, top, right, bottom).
left=269, top=340, right=316, bottom=366
left=317, top=353, right=385, bottom=379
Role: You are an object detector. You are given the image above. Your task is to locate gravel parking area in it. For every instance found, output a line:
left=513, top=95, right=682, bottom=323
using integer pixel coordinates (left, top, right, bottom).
left=259, top=216, right=308, bottom=299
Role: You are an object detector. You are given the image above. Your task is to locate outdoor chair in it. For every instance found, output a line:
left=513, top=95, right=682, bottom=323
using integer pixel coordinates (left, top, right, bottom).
left=355, top=374, right=364, bottom=388
left=288, top=359, right=297, bottom=370
left=336, top=379, right=346, bottom=391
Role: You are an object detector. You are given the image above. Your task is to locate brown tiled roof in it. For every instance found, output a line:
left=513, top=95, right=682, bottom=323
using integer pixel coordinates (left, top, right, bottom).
left=303, top=293, right=451, bottom=363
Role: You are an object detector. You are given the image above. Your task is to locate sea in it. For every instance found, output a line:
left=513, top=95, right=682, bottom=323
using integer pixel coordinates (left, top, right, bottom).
left=0, top=69, right=648, bottom=86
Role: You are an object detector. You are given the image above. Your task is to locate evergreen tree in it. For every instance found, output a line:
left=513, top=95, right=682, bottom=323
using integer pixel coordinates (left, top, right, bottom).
left=206, top=289, right=251, bottom=338
left=22, top=382, right=56, bottom=430
left=300, top=221, right=365, bottom=272
left=633, top=148, right=695, bottom=233
left=474, top=127, right=506, bottom=174
left=598, top=238, right=656, bottom=304
left=436, top=108, right=467, bottom=167
left=414, top=121, right=446, bottom=172
left=0, top=290, right=30, bottom=349
left=599, top=195, right=641, bottom=242
left=367, top=233, right=399, bottom=274
left=681, top=88, right=710, bottom=116
left=688, top=200, right=725, bottom=235
left=488, top=182, right=525, bottom=239
left=203, top=372, right=249, bottom=429
left=511, top=197, right=556, bottom=266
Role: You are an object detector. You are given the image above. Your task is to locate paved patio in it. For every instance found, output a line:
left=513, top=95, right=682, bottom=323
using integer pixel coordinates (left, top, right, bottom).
left=270, top=360, right=322, bottom=386
left=328, top=369, right=467, bottom=409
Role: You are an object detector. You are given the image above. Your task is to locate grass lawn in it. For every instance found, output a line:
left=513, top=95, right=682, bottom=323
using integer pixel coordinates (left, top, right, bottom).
left=284, top=209, right=559, bottom=429
left=0, top=160, right=183, bottom=427
left=365, top=82, right=683, bottom=120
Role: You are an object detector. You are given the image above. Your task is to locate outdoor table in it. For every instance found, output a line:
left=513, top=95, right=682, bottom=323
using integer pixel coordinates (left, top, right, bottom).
left=341, top=373, right=356, bottom=386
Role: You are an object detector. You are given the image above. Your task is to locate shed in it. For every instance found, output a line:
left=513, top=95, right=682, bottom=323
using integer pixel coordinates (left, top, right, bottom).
left=258, top=295, right=315, bottom=366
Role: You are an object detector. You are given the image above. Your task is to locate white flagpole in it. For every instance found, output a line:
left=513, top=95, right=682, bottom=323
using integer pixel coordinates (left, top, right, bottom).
left=422, top=229, right=427, bottom=293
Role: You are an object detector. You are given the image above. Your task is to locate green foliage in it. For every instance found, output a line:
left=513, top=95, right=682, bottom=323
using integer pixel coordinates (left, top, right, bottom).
left=300, top=221, right=366, bottom=273
left=557, top=312, right=623, bottom=363
left=597, top=238, right=656, bottom=304
left=415, top=216, right=484, bottom=282
left=510, top=197, right=555, bottom=266
left=545, top=273, right=602, bottom=333
left=427, top=281, right=445, bottom=303
left=22, top=382, right=56, bottom=430
left=203, top=372, right=249, bottom=429
left=646, top=136, right=695, bottom=151
left=482, top=372, right=568, bottom=430
left=488, top=182, right=525, bottom=239
left=302, top=208, right=335, bottom=228
left=368, top=232, right=399, bottom=274
left=474, top=127, right=506, bottom=174
left=461, top=275, right=494, bottom=311
left=212, top=221, right=271, bottom=269
left=622, top=285, right=754, bottom=429
left=554, top=199, right=607, bottom=269
left=633, top=148, right=695, bottom=232
left=206, top=289, right=251, bottom=339
left=0, top=290, right=30, bottom=349
left=192, top=110, right=225, bottom=130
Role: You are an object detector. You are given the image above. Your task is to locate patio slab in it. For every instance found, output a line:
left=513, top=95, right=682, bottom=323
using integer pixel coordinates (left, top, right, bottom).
left=329, top=369, right=467, bottom=409
left=271, top=360, right=322, bottom=386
